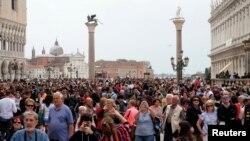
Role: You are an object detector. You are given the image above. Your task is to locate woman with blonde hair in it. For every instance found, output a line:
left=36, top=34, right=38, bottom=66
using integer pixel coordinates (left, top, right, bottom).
left=24, top=98, right=35, bottom=112
left=201, top=95, right=209, bottom=111
left=196, top=100, right=218, bottom=141
left=104, top=99, right=117, bottom=116
left=100, top=108, right=130, bottom=141
left=161, top=98, right=168, bottom=119
left=134, top=100, right=156, bottom=141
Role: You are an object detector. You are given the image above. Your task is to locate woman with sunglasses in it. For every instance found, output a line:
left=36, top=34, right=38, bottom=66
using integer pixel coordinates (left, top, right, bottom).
left=186, top=96, right=202, bottom=141
left=196, top=100, right=218, bottom=141
left=24, top=98, right=35, bottom=112
left=6, top=116, right=23, bottom=141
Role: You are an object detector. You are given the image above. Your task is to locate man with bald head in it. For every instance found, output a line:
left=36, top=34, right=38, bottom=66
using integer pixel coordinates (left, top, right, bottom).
left=48, top=91, right=74, bottom=141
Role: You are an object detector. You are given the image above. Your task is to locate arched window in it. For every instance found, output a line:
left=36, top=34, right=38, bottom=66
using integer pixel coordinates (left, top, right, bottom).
left=12, top=0, right=17, bottom=11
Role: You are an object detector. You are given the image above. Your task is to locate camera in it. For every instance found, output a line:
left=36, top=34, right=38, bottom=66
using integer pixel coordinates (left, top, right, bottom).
left=83, top=123, right=88, bottom=127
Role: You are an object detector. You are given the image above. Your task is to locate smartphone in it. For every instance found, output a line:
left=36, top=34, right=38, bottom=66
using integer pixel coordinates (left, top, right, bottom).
left=84, top=123, right=88, bottom=127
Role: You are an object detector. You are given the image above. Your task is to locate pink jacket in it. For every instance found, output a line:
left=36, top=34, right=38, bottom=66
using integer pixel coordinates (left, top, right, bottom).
left=124, top=106, right=138, bottom=126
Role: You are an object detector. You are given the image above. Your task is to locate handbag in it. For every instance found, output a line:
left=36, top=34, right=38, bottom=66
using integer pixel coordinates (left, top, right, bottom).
left=150, top=115, right=161, bottom=135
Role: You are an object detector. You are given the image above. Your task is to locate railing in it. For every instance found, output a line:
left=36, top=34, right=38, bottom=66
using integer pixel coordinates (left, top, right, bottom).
left=211, top=78, right=250, bottom=86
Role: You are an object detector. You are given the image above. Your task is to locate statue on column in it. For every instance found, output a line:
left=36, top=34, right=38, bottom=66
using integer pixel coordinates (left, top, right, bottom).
left=176, top=6, right=181, bottom=18
left=87, top=14, right=102, bottom=24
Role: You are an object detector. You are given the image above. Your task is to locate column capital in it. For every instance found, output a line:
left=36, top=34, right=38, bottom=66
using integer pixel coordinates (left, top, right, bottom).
left=172, top=18, right=185, bottom=30
left=85, top=22, right=98, bottom=33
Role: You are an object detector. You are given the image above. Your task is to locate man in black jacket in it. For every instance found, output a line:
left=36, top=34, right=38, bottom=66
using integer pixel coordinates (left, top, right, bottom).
left=217, top=90, right=237, bottom=126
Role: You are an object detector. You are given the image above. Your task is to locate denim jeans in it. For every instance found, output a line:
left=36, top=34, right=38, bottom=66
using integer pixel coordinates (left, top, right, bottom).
left=135, top=135, right=154, bottom=141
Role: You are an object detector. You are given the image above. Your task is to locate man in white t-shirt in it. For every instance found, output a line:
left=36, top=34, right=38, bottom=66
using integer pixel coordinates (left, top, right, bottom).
left=0, top=90, right=17, bottom=137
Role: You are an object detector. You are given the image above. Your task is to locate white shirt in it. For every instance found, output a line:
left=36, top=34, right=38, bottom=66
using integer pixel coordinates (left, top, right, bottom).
left=0, top=97, right=17, bottom=119
left=204, top=90, right=213, bottom=98
left=41, top=103, right=54, bottom=119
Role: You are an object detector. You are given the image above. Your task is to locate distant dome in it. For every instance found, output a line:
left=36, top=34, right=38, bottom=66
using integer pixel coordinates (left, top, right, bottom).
left=50, top=39, right=64, bottom=56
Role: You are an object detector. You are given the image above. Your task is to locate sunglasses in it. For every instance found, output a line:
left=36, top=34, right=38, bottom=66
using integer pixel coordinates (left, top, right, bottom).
left=26, top=105, right=34, bottom=107
left=206, top=105, right=213, bottom=108
left=13, top=122, right=21, bottom=124
left=193, top=99, right=199, bottom=101
left=222, top=96, right=230, bottom=99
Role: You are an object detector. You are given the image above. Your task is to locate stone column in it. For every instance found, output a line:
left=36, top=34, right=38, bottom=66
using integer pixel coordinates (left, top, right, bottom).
left=173, top=16, right=185, bottom=83
left=248, top=6, right=250, bottom=35
left=241, top=56, right=244, bottom=76
left=173, top=18, right=185, bottom=61
left=236, top=13, right=239, bottom=39
left=85, top=22, right=98, bottom=80
left=244, top=39, right=250, bottom=73
left=241, top=10, right=244, bottom=37
left=233, top=16, right=235, bottom=39
left=247, top=7, right=249, bottom=35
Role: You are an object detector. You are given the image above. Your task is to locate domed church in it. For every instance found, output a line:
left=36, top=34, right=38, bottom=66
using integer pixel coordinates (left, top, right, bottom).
left=26, top=39, right=88, bottom=79
left=50, top=40, right=64, bottom=56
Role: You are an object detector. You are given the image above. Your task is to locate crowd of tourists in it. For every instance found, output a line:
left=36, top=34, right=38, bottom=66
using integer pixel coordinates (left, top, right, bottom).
left=0, top=76, right=250, bottom=141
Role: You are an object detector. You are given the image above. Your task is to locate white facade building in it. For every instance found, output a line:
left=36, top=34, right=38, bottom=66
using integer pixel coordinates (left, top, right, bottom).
left=0, top=0, right=27, bottom=81
left=209, top=0, right=250, bottom=78
left=26, top=40, right=89, bottom=79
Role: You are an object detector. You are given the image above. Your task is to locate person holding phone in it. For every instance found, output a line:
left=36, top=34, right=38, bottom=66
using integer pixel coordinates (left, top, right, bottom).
left=134, top=100, right=156, bottom=141
left=69, top=113, right=99, bottom=141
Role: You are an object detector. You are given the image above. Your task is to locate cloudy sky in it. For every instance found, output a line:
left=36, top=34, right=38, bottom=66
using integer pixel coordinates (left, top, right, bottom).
left=26, top=0, right=211, bottom=74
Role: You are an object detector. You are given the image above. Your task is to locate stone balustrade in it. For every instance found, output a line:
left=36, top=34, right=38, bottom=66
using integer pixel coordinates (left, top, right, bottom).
left=211, top=78, right=250, bottom=86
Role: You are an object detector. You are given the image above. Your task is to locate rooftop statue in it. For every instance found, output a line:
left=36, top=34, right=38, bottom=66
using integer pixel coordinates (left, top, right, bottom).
left=176, top=6, right=181, bottom=18
left=87, top=14, right=103, bottom=24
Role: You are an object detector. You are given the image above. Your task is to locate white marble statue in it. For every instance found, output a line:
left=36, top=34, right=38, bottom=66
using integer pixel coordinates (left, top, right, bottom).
left=176, top=6, right=181, bottom=18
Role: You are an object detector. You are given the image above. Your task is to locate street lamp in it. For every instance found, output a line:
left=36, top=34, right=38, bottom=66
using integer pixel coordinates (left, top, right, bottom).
left=46, top=66, right=54, bottom=79
left=76, top=70, right=78, bottom=78
left=45, top=62, right=54, bottom=79
left=170, top=50, right=189, bottom=95
left=67, top=64, right=76, bottom=79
